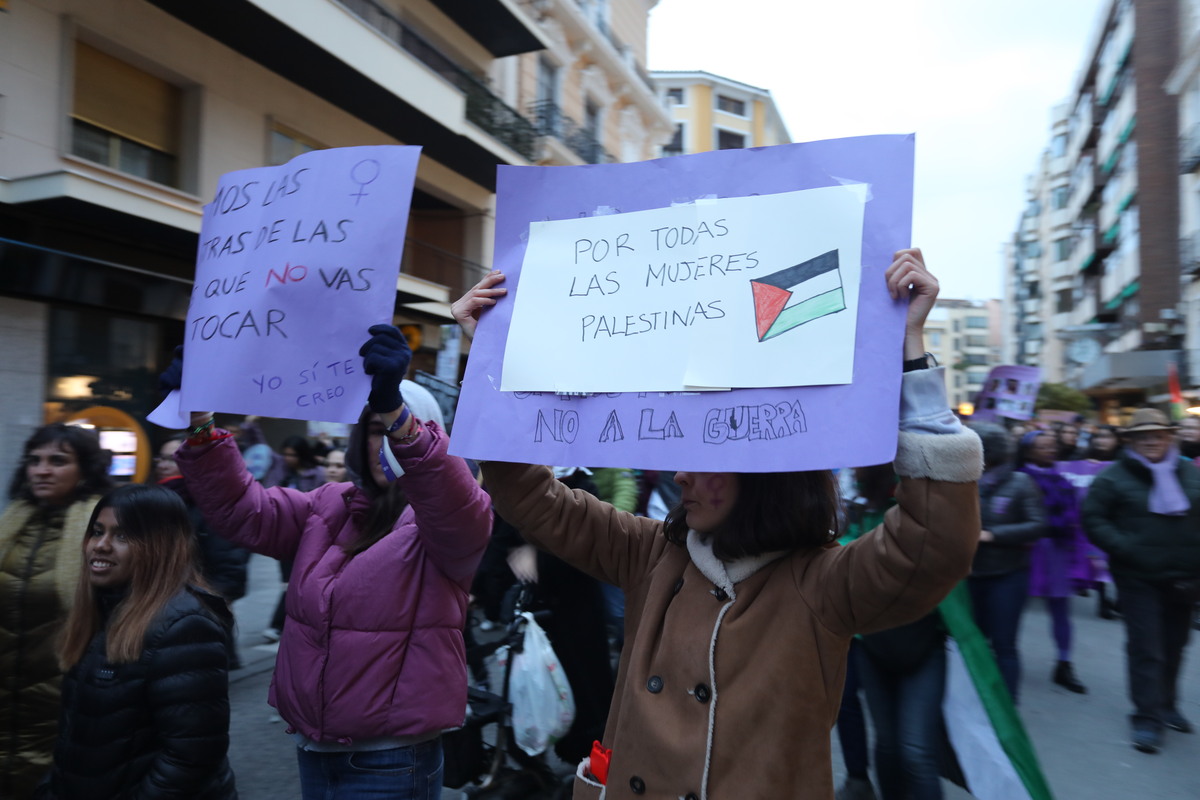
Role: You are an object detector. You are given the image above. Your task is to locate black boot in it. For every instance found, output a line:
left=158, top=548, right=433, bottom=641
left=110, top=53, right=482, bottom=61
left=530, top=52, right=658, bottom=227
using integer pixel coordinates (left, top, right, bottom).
left=1053, top=660, right=1087, bottom=693
left=1097, top=585, right=1119, bottom=619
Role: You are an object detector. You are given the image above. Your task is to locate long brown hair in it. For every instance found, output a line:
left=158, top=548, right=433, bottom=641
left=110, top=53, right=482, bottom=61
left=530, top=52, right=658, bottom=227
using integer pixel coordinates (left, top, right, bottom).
left=58, top=484, right=208, bottom=668
left=343, top=406, right=410, bottom=556
left=663, top=470, right=841, bottom=560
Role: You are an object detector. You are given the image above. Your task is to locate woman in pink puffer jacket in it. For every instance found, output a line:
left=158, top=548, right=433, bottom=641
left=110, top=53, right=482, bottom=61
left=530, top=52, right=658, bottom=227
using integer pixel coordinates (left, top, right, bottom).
left=167, top=325, right=492, bottom=799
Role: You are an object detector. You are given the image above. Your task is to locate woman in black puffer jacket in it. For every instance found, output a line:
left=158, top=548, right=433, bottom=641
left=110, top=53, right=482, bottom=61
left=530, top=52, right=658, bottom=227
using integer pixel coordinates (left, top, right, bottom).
left=37, top=484, right=237, bottom=799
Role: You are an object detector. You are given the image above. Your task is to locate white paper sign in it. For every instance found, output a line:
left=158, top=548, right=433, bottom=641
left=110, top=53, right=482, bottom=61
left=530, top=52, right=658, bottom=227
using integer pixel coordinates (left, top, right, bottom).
left=500, top=185, right=866, bottom=393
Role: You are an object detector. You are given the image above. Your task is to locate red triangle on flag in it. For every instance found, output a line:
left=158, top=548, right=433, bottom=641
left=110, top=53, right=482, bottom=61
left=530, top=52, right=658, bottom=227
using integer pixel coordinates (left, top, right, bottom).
left=751, top=281, right=791, bottom=340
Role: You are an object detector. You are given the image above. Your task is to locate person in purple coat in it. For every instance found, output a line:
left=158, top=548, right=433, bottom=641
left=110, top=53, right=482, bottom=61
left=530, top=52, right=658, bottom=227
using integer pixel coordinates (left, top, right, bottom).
left=161, top=326, right=492, bottom=799
left=1017, top=430, right=1091, bottom=694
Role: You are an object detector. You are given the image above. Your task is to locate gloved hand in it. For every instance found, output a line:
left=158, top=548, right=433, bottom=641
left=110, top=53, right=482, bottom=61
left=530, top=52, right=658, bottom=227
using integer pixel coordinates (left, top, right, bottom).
left=158, top=345, right=184, bottom=399
left=359, top=325, right=411, bottom=413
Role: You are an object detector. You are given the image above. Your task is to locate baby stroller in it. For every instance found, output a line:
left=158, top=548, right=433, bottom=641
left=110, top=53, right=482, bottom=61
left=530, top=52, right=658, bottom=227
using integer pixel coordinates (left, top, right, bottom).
left=443, top=584, right=575, bottom=799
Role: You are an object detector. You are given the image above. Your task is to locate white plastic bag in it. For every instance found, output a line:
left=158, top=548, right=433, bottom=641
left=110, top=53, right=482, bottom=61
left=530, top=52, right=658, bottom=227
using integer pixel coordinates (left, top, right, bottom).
left=508, top=611, right=575, bottom=756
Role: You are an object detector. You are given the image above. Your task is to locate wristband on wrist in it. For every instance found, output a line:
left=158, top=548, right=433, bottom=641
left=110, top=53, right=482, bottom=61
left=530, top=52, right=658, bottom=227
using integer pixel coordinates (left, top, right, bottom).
left=185, top=417, right=216, bottom=445
left=903, top=351, right=938, bottom=372
left=385, top=406, right=411, bottom=435
left=377, top=421, right=423, bottom=482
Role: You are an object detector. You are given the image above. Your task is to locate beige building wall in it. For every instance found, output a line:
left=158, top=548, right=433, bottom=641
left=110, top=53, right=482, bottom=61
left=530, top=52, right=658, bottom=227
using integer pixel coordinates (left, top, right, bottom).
left=650, top=70, right=790, bottom=155
left=2, top=0, right=513, bottom=265
left=498, top=0, right=673, bottom=165
left=0, top=0, right=549, bottom=464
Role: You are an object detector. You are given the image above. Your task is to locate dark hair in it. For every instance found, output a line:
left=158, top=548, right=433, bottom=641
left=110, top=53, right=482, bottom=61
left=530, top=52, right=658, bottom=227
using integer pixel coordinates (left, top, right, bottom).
left=968, top=422, right=1010, bottom=469
left=662, top=470, right=840, bottom=560
left=1013, top=430, right=1053, bottom=469
left=1084, top=424, right=1122, bottom=460
left=8, top=423, right=114, bottom=504
left=281, top=435, right=320, bottom=470
left=342, top=406, right=410, bottom=556
left=58, top=484, right=207, bottom=667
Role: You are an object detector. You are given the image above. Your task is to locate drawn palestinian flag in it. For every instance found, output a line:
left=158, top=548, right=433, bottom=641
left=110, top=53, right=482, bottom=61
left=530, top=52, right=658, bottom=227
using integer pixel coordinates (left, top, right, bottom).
left=749, top=249, right=846, bottom=342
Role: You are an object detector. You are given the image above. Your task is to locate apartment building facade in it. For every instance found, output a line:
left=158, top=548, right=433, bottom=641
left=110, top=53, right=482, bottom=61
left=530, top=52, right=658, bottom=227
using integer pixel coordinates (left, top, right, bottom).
left=1169, top=0, right=1200, bottom=401
left=494, top=0, right=673, bottom=166
left=925, top=299, right=1004, bottom=413
left=1003, top=0, right=1181, bottom=422
left=648, top=70, right=790, bottom=156
left=0, top=0, right=670, bottom=488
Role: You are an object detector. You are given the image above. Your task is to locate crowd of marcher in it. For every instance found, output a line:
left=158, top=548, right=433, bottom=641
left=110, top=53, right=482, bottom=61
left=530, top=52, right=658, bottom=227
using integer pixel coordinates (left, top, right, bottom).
left=834, top=408, right=1200, bottom=800
left=0, top=251, right=1198, bottom=800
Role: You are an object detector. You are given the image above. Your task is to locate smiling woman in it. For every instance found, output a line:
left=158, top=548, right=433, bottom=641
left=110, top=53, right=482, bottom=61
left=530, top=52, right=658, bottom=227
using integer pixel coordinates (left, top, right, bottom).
left=45, top=484, right=237, bottom=798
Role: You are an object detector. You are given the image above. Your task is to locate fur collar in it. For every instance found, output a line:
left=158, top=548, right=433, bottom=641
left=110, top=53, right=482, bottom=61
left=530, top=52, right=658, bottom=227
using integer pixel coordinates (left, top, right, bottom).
left=0, top=497, right=102, bottom=606
left=686, top=530, right=787, bottom=601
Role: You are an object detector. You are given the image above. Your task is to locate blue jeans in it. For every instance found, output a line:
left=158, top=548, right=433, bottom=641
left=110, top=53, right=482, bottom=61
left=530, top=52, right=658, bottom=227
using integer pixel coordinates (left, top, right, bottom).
left=968, top=569, right=1030, bottom=704
left=297, top=740, right=443, bottom=800
left=836, top=639, right=870, bottom=778
left=857, top=643, right=947, bottom=800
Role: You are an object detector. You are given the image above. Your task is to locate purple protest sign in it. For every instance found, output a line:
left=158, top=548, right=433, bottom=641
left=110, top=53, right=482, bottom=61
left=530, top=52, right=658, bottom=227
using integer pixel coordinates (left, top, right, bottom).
left=174, top=146, right=421, bottom=423
left=971, top=365, right=1042, bottom=422
left=1056, top=459, right=1112, bottom=504
left=450, top=136, right=914, bottom=472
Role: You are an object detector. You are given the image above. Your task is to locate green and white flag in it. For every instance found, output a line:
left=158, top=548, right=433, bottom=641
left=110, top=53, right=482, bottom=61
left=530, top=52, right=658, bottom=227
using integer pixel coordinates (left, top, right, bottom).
left=940, top=584, right=1055, bottom=800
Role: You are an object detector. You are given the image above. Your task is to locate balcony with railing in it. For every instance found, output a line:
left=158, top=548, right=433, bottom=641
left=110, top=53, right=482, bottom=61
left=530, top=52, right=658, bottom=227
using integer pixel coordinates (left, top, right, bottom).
left=338, top=0, right=538, bottom=160
left=401, top=237, right=490, bottom=301
left=527, top=100, right=614, bottom=164
left=1071, top=222, right=1097, bottom=274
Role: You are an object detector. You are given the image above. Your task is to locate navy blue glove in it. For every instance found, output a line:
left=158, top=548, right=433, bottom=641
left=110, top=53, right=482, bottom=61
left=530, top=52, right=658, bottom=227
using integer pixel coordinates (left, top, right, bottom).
left=158, top=345, right=184, bottom=399
left=359, top=325, right=411, bottom=413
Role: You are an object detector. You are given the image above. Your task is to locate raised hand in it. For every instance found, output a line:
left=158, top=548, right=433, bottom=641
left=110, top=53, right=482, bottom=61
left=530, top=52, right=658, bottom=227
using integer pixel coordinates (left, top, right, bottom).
left=359, top=325, right=412, bottom=414
left=451, top=270, right=507, bottom=340
left=885, top=248, right=939, bottom=360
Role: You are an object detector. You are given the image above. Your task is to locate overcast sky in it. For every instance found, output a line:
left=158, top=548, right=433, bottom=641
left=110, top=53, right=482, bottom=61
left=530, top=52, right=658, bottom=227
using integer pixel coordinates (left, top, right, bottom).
left=646, top=0, right=1111, bottom=301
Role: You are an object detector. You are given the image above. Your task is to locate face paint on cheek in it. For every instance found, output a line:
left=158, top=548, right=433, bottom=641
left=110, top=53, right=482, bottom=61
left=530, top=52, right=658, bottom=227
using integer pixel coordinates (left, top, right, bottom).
left=704, top=475, right=727, bottom=508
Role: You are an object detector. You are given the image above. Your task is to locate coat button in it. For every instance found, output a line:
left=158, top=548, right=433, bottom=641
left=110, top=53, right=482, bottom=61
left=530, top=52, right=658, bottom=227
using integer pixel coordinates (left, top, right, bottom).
left=712, top=587, right=728, bottom=601
left=694, top=683, right=711, bottom=703
left=673, top=577, right=685, bottom=594
left=647, top=675, right=663, bottom=693
left=685, top=794, right=700, bottom=800
left=629, top=775, right=646, bottom=794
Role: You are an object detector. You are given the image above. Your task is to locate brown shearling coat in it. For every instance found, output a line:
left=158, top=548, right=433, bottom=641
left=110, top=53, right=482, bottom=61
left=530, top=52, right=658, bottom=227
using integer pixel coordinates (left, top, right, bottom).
left=481, top=428, right=982, bottom=800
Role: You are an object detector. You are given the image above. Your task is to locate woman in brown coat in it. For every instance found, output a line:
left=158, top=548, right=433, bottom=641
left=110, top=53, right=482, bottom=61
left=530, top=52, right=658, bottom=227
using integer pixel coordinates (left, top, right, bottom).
left=0, top=424, right=112, bottom=796
left=453, top=250, right=982, bottom=799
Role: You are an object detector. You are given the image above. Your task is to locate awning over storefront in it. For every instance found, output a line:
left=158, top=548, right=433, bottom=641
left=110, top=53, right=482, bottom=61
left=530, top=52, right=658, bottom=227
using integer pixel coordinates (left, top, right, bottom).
left=1080, top=349, right=1180, bottom=391
left=0, top=237, right=193, bottom=320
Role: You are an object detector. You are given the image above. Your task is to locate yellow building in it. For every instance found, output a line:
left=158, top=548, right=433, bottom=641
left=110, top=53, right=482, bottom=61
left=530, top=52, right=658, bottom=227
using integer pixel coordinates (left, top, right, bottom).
left=650, top=70, right=790, bottom=155
left=495, top=0, right=674, bottom=164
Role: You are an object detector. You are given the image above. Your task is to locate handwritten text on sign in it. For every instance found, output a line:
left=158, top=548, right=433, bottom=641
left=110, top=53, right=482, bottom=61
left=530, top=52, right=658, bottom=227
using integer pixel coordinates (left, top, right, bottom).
left=501, top=186, right=867, bottom=393
left=450, top=136, right=916, bottom=472
left=177, top=146, right=421, bottom=423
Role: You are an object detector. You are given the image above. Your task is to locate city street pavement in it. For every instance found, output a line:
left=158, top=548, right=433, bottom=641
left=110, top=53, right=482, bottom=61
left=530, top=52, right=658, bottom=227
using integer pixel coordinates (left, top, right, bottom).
left=227, top=553, right=1200, bottom=799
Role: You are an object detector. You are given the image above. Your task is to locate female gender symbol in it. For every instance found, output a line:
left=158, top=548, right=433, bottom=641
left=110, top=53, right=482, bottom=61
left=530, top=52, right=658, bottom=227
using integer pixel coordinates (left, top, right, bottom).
left=350, top=159, right=381, bottom=205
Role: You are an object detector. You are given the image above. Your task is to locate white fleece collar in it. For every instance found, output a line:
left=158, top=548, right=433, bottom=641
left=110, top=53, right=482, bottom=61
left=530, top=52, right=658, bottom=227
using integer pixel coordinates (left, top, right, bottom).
left=685, top=530, right=787, bottom=600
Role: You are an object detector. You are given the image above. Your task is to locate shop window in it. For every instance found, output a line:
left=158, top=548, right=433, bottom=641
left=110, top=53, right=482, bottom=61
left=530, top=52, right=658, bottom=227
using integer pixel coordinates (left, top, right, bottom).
left=71, top=42, right=181, bottom=187
left=47, top=306, right=180, bottom=484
